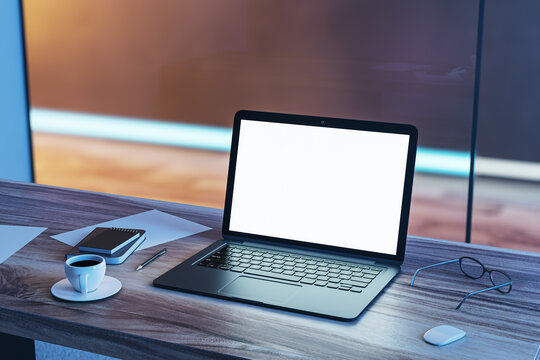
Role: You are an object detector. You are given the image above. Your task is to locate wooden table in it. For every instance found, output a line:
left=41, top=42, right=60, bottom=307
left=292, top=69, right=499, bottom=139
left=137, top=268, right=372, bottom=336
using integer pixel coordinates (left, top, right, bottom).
left=0, top=179, right=539, bottom=359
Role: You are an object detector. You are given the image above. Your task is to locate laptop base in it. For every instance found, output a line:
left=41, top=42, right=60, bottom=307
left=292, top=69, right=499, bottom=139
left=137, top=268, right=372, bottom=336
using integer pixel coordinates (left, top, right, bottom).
left=154, top=240, right=400, bottom=321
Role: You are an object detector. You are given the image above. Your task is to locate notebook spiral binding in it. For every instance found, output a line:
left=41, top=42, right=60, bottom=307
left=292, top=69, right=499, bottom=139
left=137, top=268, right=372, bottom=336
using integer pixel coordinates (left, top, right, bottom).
left=110, top=227, right=138, bottom=232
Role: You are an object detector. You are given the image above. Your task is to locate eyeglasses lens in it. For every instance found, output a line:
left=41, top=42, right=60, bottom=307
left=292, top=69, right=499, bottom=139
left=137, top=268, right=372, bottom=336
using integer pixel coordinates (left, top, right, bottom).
left=490, top=270, right=512, bottom=293
left=459, top=257, right=485, bottom=279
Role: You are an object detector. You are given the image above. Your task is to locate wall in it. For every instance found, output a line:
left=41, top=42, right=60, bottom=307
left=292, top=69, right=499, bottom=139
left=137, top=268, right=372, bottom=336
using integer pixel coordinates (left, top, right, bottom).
left=0, top=0, right=33, bottom=182
left=24, top=0, right=478, bottom=152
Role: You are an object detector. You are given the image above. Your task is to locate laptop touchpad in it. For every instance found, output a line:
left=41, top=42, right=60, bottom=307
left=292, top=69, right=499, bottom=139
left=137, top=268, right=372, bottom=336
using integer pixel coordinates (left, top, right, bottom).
left=219, top=276, right=301, bottom=304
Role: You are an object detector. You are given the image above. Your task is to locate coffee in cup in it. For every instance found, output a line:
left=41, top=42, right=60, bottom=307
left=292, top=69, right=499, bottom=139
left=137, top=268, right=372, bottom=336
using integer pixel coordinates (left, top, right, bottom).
left=65, top=254, right=106, bottom=294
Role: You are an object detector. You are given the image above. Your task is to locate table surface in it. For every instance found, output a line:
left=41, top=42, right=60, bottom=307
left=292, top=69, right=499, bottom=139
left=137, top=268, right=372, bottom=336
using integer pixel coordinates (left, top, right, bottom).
left=0, top=179, right=539, bottom=360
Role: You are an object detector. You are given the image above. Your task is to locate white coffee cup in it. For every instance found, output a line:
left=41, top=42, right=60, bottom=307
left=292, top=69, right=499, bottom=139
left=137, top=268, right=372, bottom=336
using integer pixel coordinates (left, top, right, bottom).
left=65, top=254, right=106, bottom=294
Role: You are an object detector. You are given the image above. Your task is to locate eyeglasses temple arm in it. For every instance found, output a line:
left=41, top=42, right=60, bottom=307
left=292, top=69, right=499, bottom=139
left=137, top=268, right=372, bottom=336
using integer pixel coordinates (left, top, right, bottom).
left=410, top=259, right=460, bottom=286
left=455, top=281, right=513, bottom=310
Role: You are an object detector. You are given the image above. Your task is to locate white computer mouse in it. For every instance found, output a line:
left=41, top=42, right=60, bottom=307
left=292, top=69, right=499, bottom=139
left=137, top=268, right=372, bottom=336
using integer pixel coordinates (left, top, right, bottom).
left=424, top=325, right=466, bottom=346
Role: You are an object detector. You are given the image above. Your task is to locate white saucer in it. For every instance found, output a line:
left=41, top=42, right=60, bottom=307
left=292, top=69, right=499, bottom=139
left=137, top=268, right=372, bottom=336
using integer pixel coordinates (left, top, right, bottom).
left=51, top=276, right=122, bottom=302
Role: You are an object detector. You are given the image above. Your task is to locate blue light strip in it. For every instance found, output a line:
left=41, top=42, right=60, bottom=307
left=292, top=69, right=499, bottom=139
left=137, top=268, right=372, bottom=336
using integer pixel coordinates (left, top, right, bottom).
left=30, top=108, right=232, bottom=152
left=414, top=148, right=470, bottom=177
left=30, top=108, right=470, bottom=177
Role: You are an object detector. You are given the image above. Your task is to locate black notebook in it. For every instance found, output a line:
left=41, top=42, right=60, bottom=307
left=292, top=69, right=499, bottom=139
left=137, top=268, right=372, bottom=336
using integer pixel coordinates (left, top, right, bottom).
left=67, top=230, right=146, bottom=265
left=78, top=227, right=143, bottom=255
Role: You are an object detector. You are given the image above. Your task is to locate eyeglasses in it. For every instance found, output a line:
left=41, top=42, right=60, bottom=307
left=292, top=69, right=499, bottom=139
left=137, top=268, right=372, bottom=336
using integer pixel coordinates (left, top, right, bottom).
left=410, top=256, right=512, bottom=310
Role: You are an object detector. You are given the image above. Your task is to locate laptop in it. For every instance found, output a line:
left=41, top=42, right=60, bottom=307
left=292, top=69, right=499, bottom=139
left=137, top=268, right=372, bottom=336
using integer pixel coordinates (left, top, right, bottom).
left=154, top=110, right=417, bottom=321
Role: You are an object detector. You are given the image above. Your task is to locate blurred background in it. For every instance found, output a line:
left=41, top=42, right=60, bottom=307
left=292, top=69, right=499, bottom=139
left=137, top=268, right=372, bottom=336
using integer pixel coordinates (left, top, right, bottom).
left=23, top=0, right=540, bottom=251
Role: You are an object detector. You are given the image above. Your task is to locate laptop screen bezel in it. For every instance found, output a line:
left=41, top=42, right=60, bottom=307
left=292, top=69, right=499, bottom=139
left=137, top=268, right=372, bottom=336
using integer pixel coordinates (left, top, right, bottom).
left=222, top=110, right=417, bottom=263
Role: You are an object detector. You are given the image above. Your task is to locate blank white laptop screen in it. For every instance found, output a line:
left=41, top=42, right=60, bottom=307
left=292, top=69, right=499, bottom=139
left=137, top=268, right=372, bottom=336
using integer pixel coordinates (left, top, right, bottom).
left=228, top=119, right=410, bottom=255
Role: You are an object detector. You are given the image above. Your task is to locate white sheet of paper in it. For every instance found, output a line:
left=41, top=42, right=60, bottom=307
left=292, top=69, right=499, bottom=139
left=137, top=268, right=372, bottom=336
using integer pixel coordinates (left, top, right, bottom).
left=51, top=209, right=211, bottom=250
left=0, top=225, right=47, bottom=264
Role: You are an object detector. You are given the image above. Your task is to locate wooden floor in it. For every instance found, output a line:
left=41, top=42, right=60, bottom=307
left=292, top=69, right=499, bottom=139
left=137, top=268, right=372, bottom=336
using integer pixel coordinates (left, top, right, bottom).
left=32, top=132, right=540, bottom=253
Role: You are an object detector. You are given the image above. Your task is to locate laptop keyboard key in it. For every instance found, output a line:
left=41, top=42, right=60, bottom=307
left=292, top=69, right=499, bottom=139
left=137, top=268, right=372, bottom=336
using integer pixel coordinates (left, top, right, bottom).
left=244, top=269, right=301, bottom=282
left=350, top=287, right=363, bottom=293
left=300, top=278, right=316, bottom=285
left=341, top=280, right=369, bottom=288
left=363, top=270, right=379, bottom=275
left=230, top=266, right=247, bottom=272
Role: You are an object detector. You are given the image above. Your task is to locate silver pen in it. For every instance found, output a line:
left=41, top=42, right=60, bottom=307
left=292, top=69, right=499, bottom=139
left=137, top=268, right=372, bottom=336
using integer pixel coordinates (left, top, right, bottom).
left=136, top=248, right=167, bottom=271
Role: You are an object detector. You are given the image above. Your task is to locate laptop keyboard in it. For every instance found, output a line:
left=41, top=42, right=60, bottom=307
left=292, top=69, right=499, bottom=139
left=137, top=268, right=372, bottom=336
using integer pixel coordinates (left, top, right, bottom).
left=197, top=245, right=385, bottom=293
